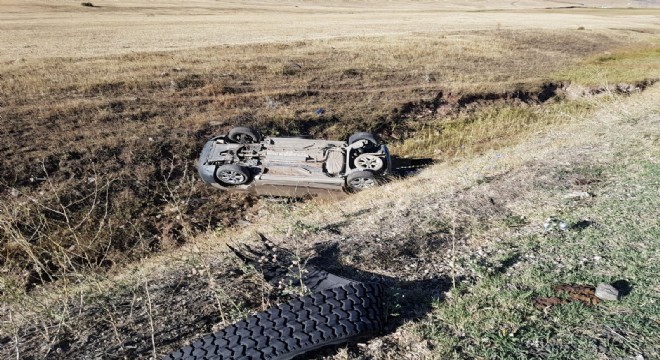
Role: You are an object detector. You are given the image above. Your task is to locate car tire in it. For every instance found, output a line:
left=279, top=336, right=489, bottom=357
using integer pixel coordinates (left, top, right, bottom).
left=163, top=282, right=384, bottom=360
left=348, top=132, right=378, bottom=147
left=346, top=171, right=378, bottom=191
left=215, top=164, right=251, bottom=186
left=228, top=127, right=261, bottom=144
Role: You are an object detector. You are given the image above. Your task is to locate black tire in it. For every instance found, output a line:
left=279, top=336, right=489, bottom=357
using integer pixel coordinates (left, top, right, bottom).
left=215, top=164, right=251, bottom=186
left=164, top=282, right=384, bottom=360
left=348, top=132, right=378, bottom=146
left=346, top=171, right=378, bottom=191
left=228, top=127, right=261, bottom=144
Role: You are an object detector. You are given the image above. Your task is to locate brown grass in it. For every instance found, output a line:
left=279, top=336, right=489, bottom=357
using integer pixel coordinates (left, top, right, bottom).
left=2, top=0, right=658, bottom=61
left=1, top=5, right=660, bottom=353
left=2, top=80, right=657, bottom=359
left=1, top=4, right=659, bottom=291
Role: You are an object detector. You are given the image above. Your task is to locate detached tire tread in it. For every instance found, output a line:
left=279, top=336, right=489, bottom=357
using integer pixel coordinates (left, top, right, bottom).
left=164, top=282, right=383, bottom=360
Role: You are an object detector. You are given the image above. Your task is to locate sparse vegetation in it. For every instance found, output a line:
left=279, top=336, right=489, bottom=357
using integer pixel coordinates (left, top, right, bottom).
left=1, top=1, right=659, bottom=359
left=390, top=100, right=595, bottom=158
left=419, top=140, right=660, bottom=359
left=4, top=31, right=656, bottom=290
left=557, top=47, right=660, bottom=86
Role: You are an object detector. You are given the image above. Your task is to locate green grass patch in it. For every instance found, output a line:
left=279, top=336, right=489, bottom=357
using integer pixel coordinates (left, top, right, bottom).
left=556, top=46, right=660, bottom=86
left=418, top=154, right=660, bottom=358
left=392, top=100, right=595, bottom=159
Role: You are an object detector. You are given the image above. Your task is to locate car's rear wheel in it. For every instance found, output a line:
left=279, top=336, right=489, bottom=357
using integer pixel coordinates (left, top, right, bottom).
left=215, top=164, right=251, bottom=186
left=346, top=171, right=378, bottom=191
left=227, top=127, right=261, bottom=144
left=348, top=132, right=378, bottom=147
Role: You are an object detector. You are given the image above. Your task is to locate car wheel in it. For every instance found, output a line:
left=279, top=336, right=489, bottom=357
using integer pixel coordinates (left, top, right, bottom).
left=354, top=153, right=384, bottom=171
left=348, top=132, right=378, bottom=147
left=215, top=164, right=251, bottom=186
left=346, top=171, right=378, bottom=190
left=227, top=127, right=261, bottom=144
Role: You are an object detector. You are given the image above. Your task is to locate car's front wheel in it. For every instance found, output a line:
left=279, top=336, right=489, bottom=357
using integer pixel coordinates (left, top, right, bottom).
left=215, top=164, right=251, bottom=186
left=346, top=171, right=378, bottom=191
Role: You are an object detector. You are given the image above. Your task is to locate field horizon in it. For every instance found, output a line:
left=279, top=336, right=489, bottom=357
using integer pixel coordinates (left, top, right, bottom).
left=2, top=0, right=660, bottom=61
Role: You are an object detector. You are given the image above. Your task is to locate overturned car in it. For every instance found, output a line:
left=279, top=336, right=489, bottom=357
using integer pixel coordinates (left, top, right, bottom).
left=197, top=127, right=391, bottom=196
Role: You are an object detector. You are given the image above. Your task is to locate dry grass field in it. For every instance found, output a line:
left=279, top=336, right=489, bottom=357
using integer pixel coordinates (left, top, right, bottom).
left=1, top=0, right=659, bottom=359
left=1, top=0, right=659, bottom=60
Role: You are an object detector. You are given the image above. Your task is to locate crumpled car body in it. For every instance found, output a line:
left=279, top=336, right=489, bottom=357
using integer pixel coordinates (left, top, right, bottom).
left=197, top=129, right=391, bottom=197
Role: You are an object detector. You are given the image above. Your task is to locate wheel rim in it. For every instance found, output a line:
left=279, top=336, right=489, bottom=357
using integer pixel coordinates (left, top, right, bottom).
left=350, top=177, right=376, bottom=189
left=355, top=154, right=384, bottom=171
left=218, top=170, right=246, bottom=184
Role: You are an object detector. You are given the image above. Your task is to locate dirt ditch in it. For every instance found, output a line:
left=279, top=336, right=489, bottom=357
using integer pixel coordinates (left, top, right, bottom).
left=361, top=78, right=657, bottom=141
left=0, top=79, right=656, bottom=359
left=0, top=135, right=609, bottom=359
left=1, top=75, right=655, bottom=291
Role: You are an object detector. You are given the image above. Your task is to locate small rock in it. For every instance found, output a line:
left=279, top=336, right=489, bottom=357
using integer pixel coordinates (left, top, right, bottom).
left=564, top=191, right=591, bottom=200
left=544, top=217, right=569, bottom=231
left=10, top=188, right=19, bottom=197
left=595, top=283, right=619, bottom=301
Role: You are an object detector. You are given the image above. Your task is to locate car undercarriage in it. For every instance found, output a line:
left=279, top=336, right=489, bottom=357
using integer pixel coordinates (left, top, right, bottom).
left=197, top=128, right=391, bottom=196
